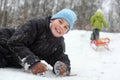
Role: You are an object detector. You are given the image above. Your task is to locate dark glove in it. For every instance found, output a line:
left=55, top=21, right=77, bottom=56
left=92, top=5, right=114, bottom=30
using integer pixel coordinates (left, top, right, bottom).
left=53, top=61, right=70, bottom=76
left=31, top=62, right=47, bottom=75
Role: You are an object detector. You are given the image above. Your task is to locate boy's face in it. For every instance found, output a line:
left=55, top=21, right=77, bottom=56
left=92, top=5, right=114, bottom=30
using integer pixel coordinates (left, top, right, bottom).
left=50, top=18, right=69, bottom=37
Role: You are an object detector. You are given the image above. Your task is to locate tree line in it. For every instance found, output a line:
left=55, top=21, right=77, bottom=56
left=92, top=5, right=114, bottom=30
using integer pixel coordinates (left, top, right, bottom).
left=0, top=0, right=120, bottom=32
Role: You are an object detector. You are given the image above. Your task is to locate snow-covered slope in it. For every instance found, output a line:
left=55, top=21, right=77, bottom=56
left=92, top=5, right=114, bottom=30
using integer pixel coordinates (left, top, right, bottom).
left=0, top=30, right=120, bottom=80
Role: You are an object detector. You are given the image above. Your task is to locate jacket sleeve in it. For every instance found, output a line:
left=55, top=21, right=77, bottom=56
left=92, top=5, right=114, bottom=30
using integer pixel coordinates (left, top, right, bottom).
left=90, top=16, right=95, bottom=26
left=45, top=38, right=71, bottom=71
left=7, top=19, right=42, bottom=70
left=102, top=18, right=108, bottom=28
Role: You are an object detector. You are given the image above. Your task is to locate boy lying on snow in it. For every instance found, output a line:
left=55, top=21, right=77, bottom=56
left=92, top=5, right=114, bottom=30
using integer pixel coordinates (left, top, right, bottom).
left=0, top=8, right=77, bottom=76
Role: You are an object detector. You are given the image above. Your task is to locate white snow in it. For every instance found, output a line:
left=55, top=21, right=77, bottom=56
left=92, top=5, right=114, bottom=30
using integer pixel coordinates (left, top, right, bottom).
left=0, top=30, right=120, bottom=80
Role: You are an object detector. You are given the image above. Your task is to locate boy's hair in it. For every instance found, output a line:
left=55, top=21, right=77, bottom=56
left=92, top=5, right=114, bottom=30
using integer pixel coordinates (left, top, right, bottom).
left=51, top=8, right=77, bottom=31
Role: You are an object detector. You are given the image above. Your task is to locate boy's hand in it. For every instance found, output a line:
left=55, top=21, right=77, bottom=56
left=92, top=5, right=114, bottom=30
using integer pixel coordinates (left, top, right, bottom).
left=54, top=61, right=70, bottom=76
left=31, top=62, right=47, bottom=75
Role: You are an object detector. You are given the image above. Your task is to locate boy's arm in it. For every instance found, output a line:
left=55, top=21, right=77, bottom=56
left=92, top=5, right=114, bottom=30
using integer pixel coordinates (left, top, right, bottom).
left=102, top=18, right=108, bottom=28
left=7, top=19, right=41, bottom=70
left=47, top=48, right=71, bottom=76
left=45, top=39, right=71, bottom=76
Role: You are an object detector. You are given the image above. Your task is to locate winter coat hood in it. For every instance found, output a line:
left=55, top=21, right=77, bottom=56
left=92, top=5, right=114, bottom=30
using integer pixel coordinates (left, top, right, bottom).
left=94, top=12, right=103, bottom=17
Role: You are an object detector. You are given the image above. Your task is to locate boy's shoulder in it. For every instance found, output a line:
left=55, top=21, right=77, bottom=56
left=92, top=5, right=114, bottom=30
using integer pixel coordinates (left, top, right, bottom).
left=59, top=36, right=64, bottom=41
left=30, top=16, right=51, bottom=21
left=0, top=28, right=15, bottom=34
left=28, top=16, right=51, bottom=27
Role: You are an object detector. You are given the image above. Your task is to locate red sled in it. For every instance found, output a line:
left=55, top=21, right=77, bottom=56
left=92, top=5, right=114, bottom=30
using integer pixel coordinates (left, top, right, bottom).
left=90, top=37, right=110, bottom=51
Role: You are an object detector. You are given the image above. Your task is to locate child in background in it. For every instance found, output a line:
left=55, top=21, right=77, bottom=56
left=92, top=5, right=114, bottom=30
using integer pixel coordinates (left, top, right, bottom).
left=90, top=9, right=108, bottom=40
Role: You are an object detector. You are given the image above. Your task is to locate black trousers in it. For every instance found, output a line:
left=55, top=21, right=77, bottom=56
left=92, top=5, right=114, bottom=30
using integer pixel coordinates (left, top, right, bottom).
left=91, top=29, right=100, bottom=40
left=0, top=45, right=22, bottom=68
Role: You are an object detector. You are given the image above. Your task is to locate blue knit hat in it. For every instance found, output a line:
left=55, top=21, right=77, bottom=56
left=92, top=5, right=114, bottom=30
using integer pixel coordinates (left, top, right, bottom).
left=51, top=8, right=77, bottom=31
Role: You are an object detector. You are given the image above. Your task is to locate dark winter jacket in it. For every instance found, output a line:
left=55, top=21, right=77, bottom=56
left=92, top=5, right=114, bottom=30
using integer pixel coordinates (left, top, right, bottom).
left=0, top=16, right=70, bottom=71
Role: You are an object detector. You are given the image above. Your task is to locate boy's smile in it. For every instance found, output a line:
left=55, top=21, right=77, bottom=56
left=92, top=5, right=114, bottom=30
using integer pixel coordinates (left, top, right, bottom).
left=50, top=19, right=69, bottom=37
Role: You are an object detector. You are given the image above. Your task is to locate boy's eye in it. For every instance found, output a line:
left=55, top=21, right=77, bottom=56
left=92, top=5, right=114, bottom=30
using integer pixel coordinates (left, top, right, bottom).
left=59, top=20, right=62, bottom=24
left=64, top=26, right=69, bottom=30
left=64, top=26, right=67, bottom=29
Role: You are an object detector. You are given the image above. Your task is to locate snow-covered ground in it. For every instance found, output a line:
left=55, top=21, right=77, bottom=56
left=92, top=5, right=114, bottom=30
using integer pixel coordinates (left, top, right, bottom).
left=0, top=30, right=120, bottom=80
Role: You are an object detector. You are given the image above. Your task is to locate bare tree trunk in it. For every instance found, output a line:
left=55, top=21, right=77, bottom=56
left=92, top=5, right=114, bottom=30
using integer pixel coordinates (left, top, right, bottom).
left=0, top=0, right=3, bottom=27
left=35, top=0, right=41, bottom=16
left=52, top=0, right=58, bottom=14
left=0, top=0, right=3, bottom=12
left=1, top=0, right=7, bottom=27
left=23, top=0, right=29, bottom=23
